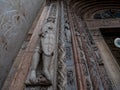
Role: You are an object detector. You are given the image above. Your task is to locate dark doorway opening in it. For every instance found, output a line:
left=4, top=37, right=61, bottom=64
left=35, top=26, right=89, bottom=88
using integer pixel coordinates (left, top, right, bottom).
left=100, top=28, right=120, bottom=66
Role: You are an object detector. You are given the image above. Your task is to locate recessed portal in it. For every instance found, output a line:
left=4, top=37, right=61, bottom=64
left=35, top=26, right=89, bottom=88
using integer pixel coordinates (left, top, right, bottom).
left=100, top=28, right=120, bottom=66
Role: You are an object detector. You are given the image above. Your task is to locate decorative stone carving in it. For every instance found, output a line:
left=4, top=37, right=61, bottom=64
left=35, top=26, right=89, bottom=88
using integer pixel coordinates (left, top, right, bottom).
left=62, top=4, right=77, bottom=90
left=68, top=10, right=113, bottom=89
left=90, top=30, right=103, bottom=40
left=86, top=19, right=120, bottom=29
left=57, top=3, right=67, bottom=89
left=57, top=42, right=67, bottom=90
left=94, top=9, right=120, bottom=19
left=29, top=45, right=51, bottom=85
left=26, top=3, right=58, bottom=87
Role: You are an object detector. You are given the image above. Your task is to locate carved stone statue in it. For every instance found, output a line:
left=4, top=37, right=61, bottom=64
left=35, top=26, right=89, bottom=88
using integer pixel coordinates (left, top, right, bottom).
left=26, top=18, right=56, bottom=86
left=25, top=3, right=58, bottom=86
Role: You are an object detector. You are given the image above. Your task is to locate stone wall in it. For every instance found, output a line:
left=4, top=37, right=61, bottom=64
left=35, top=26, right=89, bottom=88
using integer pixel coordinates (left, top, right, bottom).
left=0, top=0, right=45, bottom=88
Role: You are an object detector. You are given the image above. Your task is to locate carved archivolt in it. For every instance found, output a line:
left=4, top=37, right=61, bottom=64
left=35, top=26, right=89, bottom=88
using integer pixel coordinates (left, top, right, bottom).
left=25, top=1, right=116, bottom=90
left=57, top=39, right=67, bottom=90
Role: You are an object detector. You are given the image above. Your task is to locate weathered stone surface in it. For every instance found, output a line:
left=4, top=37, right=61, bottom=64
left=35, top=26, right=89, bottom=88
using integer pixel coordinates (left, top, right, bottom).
left=25, top=2, right=60, bottom=90
left=86, top=19, right=120, bottom=29
left=1, top=0, right=120, bottom=90
left=0, top=0, right=44, bottom=88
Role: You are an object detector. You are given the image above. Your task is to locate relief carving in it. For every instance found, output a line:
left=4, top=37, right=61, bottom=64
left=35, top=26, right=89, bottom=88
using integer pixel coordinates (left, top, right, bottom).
left=26, top=21, right=56, bottom=86
left=57, top=3, right=78, bottom=89
left=57, top=11, right=67, bottom=90
left=26, top=3, right=58, bottom=87
left=86, top=19, right=120, bottom=29
left=67, top=70, right=74, bottom=86
left=57, top=42, right=67, bottom=90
